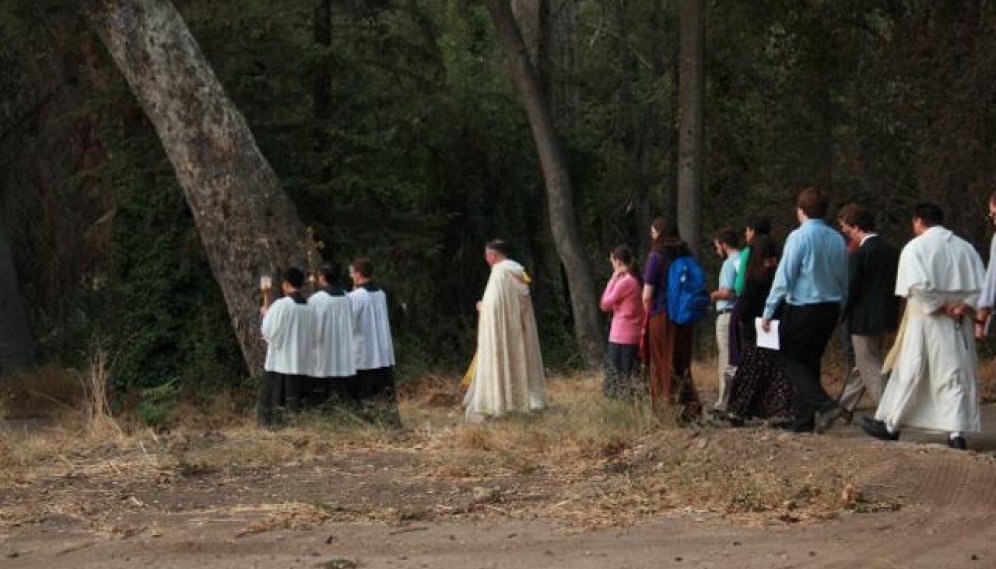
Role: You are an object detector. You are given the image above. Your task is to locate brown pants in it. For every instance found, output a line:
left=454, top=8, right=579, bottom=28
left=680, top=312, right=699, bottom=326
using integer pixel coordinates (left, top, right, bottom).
left=647, top=312, right=701, bottom=420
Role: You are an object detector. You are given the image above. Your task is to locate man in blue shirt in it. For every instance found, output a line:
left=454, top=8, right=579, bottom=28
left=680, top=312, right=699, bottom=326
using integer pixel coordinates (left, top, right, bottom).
left=709, top=227, right=741, bottom=417
left=761, top=187, right=848, bottom=433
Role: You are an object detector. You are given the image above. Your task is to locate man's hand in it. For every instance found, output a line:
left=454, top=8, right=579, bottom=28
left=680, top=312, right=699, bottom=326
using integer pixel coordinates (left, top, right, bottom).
left=760, top=318, right=771, bottom=333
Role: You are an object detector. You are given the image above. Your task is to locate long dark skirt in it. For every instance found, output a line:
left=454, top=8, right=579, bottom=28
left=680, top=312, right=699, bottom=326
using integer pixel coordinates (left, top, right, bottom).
left=726, top=341, right=794, bottom=422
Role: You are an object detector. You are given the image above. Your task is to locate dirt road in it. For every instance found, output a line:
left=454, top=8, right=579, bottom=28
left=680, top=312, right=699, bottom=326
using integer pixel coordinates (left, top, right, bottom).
left=3, top=428, right=996, bottom=568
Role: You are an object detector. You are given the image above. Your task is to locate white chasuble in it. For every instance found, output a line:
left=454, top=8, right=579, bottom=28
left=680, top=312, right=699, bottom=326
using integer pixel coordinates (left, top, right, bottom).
left=262, top=296, right=315, bottom=375
left=465, top=259, right=547, bottom=421
left=349, top=285, right=396, bottom=371
left=876, top=227, right=985, bottom=432
left=310, top=289, right=356, bottom=378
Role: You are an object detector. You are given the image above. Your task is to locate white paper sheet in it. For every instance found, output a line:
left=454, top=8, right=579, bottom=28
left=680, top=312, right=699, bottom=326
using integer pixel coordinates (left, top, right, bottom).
left=755, top=318, right=780, bottom=350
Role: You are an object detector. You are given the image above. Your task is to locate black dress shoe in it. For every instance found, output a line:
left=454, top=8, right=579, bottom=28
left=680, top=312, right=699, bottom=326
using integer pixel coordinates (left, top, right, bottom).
left=948, top=436, right=968, bottom=450
left=861, top=418, right=899, bottom=441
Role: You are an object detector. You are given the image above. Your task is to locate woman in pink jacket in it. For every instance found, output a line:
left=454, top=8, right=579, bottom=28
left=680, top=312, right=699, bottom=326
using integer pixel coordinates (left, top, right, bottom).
left=600, top=245, right=646, bottom=398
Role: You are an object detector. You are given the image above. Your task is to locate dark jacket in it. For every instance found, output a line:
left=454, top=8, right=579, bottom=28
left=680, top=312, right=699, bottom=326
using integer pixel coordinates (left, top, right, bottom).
left=844, top=234, right=900, bottom=335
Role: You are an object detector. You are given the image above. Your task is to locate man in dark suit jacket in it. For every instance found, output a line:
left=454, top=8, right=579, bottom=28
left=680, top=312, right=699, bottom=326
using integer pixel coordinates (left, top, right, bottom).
left=837, top=203, right=900, bottom=421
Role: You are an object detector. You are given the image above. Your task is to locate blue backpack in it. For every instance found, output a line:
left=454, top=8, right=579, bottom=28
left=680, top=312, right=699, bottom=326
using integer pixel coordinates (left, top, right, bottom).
left=666, top=255, right=710, bottom=325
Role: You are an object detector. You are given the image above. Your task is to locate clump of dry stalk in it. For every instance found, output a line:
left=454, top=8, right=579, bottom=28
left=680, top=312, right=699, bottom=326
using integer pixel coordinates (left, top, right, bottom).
left=78, top=345, right=122, bottom=440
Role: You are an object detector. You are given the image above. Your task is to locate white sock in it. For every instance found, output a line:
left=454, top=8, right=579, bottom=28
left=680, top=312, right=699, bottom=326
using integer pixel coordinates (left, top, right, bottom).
left=949, top=431, right=964, bottom=440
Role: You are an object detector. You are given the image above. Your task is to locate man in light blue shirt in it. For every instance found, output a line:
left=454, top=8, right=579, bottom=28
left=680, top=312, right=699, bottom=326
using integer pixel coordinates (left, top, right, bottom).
left=761, top=187, right=848, bottom=433
left=710, top=227, right=741, bottom=416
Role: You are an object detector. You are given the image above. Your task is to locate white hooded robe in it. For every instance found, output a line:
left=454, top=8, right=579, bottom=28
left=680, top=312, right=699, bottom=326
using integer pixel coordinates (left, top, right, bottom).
left=875, top=226, right=985, bottom=432
left=465, top=259, right=547, bottom=421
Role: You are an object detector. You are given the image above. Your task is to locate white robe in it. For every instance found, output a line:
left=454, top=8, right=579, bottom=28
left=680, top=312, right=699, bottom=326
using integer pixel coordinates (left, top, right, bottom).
left=309, top=289, right=356, bottom=378
left=261, top=296, right=315, bottom=375
left=465, top=259, right=547, bottom=421
left=349, top=285, right=396, bottom=371
left=875, top=226, right=985, bottom=432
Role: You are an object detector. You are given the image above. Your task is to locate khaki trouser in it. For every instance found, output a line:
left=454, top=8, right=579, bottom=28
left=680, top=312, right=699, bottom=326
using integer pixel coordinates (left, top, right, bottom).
left=713, top=311, right=737, bottom=411
left=838, top=333, right=889, bottom=412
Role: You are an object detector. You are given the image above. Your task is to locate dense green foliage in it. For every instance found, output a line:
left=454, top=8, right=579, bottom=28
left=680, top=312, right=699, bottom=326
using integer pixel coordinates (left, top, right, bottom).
left=2, top=0, right=996, bottom=395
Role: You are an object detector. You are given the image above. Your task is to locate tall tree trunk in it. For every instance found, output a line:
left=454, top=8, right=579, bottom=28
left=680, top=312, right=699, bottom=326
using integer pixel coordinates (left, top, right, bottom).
left=313, top=0, right=332, bottom=153
left=511, top=0, right=573, bottom=337
left=0, top=222, right=33, bottom=377
left=677, top=0, right=704, bottom=254
left=485, top=0, right=603, bottom=369
left=83, top=0, right=308, bottom=374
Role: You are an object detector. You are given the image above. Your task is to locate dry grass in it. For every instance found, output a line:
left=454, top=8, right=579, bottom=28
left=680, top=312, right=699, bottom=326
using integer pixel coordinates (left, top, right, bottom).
left=0, top=362, right=917, bottom=533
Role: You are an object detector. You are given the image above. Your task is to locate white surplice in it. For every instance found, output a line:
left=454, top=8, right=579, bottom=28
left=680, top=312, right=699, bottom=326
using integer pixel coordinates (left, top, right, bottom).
left=309, top=289, right=356, bottom=378
left=465, top=259, right=547, bottom=421
left=875, top=226, right=985, bottom=432
left=261, top=295, right=315, bottom=375
left=348, top=285, right=395, bottom=371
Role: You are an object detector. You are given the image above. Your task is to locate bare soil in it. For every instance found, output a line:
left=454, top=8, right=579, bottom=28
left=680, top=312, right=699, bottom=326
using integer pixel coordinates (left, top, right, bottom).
left=3, top=375, right=996, bottom=568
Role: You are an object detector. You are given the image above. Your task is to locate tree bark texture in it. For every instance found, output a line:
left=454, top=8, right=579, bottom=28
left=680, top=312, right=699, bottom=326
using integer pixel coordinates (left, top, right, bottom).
left=84, top=0, right=308, bottom=374
left=677, top=0, right=704, bottom=254
left=485, top=0, right=603, bottom=369
left=512, top=0, right=579, bottom=129
left=0, top=222, right=34, bottom=377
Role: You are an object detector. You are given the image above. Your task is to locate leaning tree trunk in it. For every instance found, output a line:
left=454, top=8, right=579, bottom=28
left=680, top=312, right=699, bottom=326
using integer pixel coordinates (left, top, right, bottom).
left=485, top=0, right=603, bottom=369
left=677, top=0, right=704, bottom=254
left=83, top=0, right=308, bottom=374
left=0, top=222, right=33, bottom=377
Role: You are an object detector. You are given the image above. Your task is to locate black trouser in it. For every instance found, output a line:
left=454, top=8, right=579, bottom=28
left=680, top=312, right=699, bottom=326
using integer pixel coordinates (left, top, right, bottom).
left=353, top=367, right=401, bottom=426
left=603, top=342, right=640, bottom=398
left=257, top=371, right=304, bottom=426
left=778, top=302, right=840, bottom=431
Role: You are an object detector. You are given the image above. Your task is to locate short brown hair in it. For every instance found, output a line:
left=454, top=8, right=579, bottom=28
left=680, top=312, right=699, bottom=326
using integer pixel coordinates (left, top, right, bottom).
left=797, top=187, right=828, bottom=219
left=714, top=227, right=739, bottom=248
left=838, top=202, right=874, bottom=231
left=351, top=257, right=375, bottom=279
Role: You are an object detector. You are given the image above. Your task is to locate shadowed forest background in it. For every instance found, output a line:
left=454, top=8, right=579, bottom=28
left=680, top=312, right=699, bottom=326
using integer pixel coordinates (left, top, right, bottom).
left=2, top=0, right=996, bottom=416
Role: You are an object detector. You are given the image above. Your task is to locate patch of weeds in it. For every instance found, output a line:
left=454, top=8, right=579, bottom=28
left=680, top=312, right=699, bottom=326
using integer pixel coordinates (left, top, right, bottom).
left=134, top=380, right=179, bottom=429
left=846, top=494, right=903, bottom=513
left=728, top=488, right=770, bottom=513
left=317, top=559, right=359, bottom=569
left=396, top=505, right=427, bottom=521
left=176, top=457, right=216, bottom=477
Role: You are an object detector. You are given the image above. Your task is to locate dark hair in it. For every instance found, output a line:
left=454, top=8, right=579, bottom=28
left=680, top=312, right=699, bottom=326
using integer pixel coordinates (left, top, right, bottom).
left=797, top=187, right=828, bottom=219
left=838, top=203, right=875, bottom=232
left=283, top=267, right=305, bottom=288
left=485, top=239, right=509, bottom=257
left=611, top=244, right=643, bottom=286
left=746, top=217, right=771, bottom=235
left=914, top=202, right=944, bottom=227
left=714, top=227, right=739, bottom=248
left=650, top=216, right=668, bottom=253
left=351, top=257, right=375, bottom=279
left=745, top=234, right=779, bottom=282
left=319, top=263, right=341, bottom=286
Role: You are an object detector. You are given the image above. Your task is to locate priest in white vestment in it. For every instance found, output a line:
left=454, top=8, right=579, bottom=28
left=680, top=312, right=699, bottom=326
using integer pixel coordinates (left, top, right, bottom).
left=310, top=264, right=356, bottom=407
left=465, top=240, right=547, bottom=422
left=259, top=267, right=315, bottom=426
left=348, top=257, right=400, bottom=425
left=862, top=203, right=985, bottom=450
